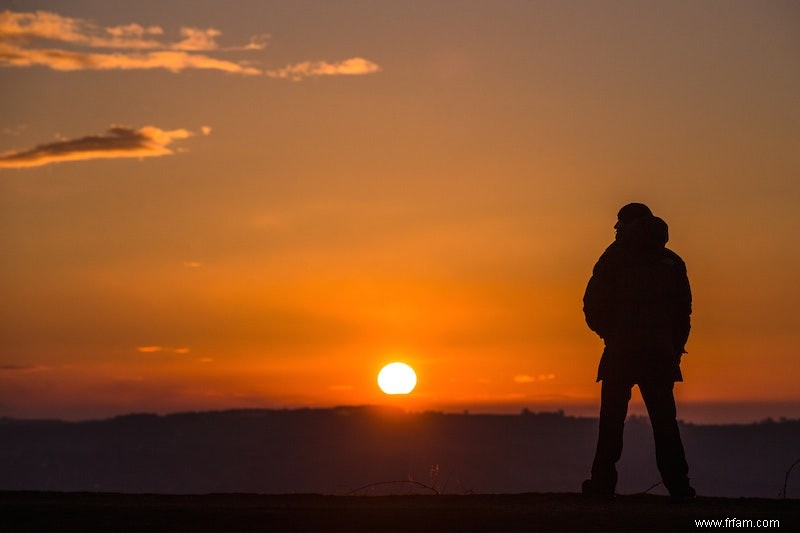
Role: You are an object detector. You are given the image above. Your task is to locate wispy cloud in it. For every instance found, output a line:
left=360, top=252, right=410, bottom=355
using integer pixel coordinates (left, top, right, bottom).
left=0, top=125, right=198, bottom=168
left=2, top=124, right=27, bottom=136
left=0, top=364, right=53, bottom=375
left=0, top=46, right=261, bottom=74
left=0, top=10, right=166, bottom=49
left=266, top=57, right=381, bottom=81
left=137, top=346, right=191, bottom=355
left=0, top=10, right=378, bottom=78
left=137, top=346, right=165, bottom=353
left=0, top=10, right=257, bottom=51
left=513, top=373, right=556, bottom=384
left=173, top=27, right=222, bottom=51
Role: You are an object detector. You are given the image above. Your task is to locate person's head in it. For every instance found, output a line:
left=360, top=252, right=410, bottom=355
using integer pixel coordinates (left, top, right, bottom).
left=619, top=215, right=668, bottom=253
left=614, top=202, right=652, bottom=237
left=648, top=216, right=669, bottom=248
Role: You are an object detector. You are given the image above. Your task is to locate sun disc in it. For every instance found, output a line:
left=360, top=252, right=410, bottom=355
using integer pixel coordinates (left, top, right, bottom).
left=377, top=362, right=417, bottom=395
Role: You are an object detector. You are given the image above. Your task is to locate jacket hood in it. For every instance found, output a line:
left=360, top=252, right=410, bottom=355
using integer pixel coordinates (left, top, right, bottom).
left=617, top=215, right=668, bottom=254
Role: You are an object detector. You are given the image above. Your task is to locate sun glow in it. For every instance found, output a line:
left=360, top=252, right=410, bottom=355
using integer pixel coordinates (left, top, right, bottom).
left=377, top=362, right=417, bottom=395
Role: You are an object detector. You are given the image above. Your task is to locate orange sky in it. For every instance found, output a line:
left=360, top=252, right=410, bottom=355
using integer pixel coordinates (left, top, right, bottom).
left=1, top=1, right=799, bottom=422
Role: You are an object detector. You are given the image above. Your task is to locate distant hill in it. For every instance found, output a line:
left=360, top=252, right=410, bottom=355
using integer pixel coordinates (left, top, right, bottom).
left=0, top=407, right=798, bottom=497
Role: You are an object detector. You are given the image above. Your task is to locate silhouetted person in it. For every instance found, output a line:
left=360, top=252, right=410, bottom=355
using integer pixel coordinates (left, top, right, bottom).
left=582, top=203, right=695, bottom=501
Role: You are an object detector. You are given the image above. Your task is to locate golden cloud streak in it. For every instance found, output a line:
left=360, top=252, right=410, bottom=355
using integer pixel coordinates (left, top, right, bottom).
left=0, top=10, right=378, bottom=79
left=0, top=126, right=197, bottom=169
left=137, top=346, right=164, bottom=354
left=513, top=373, right=556, bottom=384
left=266, top=57, right=381, bottom=80
left=137, top=346, right=192, bottom=355
left=0, top=10, right=242, bottom=51
left=2, top=10, right=167, bottom=49
left=0, top=44, right=260, bottom=74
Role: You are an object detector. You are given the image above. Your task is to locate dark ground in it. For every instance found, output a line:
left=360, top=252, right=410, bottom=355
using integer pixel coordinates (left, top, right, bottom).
left=3, top=409, right=799, bottom=498
left=1, top=491, right=798, bottom=532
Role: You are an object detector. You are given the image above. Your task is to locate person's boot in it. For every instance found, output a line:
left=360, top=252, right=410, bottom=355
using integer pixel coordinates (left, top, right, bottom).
left=669, top=485, right=697, bottom=503
left=581, top=479, right=615, bottom=501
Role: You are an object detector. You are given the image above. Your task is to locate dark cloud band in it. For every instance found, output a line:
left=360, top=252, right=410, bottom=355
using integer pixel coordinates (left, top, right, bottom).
left=0, top=126, right=195, bottom=168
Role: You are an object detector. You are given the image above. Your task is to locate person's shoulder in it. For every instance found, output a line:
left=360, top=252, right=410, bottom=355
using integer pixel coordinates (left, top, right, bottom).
left=662, top=247, right=687, bottom=272
left=593, top=242, right=623, bottom=274
left=598, top=242, right=618, bottom=261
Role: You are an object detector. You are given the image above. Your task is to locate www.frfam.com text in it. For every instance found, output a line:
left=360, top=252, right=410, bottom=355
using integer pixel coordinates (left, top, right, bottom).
left=695, top=517, right=780, bottom=528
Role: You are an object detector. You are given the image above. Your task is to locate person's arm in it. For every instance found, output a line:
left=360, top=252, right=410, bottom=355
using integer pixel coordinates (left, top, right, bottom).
left=583, top=258, right=614, bottom=339
left=672, top=255, right=692, bottom=356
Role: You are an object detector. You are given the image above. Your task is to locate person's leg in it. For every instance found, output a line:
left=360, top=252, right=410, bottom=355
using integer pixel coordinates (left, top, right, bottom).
left=588, top=379, right=632, bottom=495
left=639, top=380, right=693, bottom=497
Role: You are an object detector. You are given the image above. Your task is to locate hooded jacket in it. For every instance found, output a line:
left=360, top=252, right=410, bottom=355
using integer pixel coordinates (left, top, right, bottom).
left=583, top=216, right=691, bottom=383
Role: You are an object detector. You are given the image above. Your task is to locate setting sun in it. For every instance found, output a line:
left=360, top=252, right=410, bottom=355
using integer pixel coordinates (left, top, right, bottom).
left=377, top=362, right=417, bottom=395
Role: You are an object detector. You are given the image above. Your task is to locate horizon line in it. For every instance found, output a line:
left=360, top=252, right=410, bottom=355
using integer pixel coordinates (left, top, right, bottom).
left=4, top=400, right=800, bottom=425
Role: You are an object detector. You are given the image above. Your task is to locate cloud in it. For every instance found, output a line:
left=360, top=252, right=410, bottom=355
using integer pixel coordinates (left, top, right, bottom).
left=513, top=373, right=556, bottom=384
left=242, top=34, right=269, bottom=51
left=0, top=364, right=52, bottom=375
left=266, top=57, right=381, bottom=80
left=106, top=23, right=164, bottom=40
left=0, top=10, right=261, bottom=73
left=1, top=364, right=34, bottom=371
left=0, top=11, right=165, bottom=49
left=2, top=124, right=27, bottom=136
left=0, top=10, right=377, bottom=79
left=137, top=346, right=164, bottom=353
left=137, top=346, right=191, bottom=355
left=0, top=125, right=198, bottom=168
left=0, top=44, right=261, bottom=74
left=136, top=345, right=192, bottom=355
left=173, top=27, right=221, bottom=51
